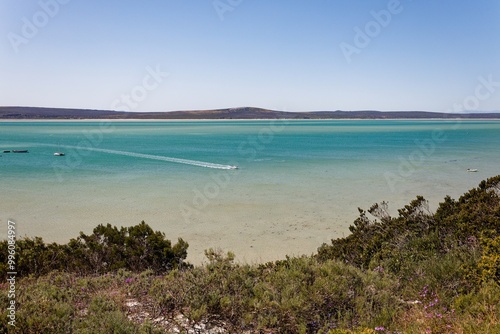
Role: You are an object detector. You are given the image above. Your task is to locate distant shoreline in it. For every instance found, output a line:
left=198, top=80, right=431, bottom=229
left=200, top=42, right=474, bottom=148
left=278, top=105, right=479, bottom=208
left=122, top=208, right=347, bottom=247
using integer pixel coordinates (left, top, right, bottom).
left=2, top=106, right=500, bottom=120
left=2, top=118, right=500, bottom=122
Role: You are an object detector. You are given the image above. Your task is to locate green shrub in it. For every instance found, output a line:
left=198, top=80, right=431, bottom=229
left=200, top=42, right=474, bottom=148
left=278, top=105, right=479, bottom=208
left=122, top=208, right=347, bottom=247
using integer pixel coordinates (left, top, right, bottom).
left=0, top=221, right=190, bottom=277
left=478, top=233, right=500, bottom=284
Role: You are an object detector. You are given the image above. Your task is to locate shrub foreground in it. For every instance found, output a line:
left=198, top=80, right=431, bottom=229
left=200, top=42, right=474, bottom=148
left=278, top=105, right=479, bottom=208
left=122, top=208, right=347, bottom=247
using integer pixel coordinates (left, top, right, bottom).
left=1, top=176, right=499, bottom=333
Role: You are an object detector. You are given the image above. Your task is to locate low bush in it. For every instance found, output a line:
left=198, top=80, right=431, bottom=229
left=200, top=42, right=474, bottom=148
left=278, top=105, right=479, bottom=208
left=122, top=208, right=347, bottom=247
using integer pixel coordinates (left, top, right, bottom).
left=0, top=221, right=190, bottom=278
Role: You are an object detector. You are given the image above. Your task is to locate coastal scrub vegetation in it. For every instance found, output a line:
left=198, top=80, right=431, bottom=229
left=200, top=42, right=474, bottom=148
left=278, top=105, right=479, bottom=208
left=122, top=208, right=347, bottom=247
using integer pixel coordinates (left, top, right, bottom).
left=0, top=220, right=189, bottom=277
left=1, top=176, right=499, bottom=333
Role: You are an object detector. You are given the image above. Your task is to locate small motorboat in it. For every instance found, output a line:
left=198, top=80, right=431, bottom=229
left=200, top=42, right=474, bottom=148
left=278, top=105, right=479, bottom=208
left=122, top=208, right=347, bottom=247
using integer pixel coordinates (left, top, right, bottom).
left=53, top=152, right=65, bottom=156
left=467, top=168, right=478, bottom=172
left=3, top=150, right=10, bottom=153
left=12, top=150, right=28, bottom=153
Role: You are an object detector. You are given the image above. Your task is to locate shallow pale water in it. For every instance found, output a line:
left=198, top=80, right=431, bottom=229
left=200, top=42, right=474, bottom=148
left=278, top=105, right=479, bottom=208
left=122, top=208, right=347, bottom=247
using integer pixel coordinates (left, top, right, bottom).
left=1, top=119, right=499, bottom=263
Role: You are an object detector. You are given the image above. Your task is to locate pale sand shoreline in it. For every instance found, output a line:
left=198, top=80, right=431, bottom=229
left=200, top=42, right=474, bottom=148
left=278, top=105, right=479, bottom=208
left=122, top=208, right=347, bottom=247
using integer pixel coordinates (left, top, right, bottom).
left=1, top=180, right=476, bottom=266
left=1, top=201, right=354, bottom=265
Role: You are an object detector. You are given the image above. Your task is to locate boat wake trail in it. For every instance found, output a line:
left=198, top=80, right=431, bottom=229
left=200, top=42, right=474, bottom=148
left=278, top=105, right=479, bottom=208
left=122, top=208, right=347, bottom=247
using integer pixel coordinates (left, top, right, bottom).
left=89, top=147, right=237, bottom=170
left=38, top=144, right=238, bottom=170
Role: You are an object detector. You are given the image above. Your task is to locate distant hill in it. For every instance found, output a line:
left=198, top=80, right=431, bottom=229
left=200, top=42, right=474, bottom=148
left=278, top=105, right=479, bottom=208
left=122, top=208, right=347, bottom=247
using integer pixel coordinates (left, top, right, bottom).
left=1, top=106, right=500, bottom=119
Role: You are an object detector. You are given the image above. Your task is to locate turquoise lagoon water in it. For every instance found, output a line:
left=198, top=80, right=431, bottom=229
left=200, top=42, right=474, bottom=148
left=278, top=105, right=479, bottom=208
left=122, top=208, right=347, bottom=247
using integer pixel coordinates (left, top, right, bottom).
left=1, top=120, right=499, bottom=263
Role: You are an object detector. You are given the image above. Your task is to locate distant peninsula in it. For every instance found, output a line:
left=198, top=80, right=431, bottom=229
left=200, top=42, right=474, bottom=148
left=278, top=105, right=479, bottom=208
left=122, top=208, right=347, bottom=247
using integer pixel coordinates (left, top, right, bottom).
left=1, top=106, right=500, bottom=120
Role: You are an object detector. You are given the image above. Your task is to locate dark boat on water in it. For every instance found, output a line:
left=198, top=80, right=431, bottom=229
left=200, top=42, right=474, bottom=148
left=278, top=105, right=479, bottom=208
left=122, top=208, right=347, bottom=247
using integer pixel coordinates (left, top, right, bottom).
left=12, top=150, right=29, bottom=153
left=3, top=150, right=10, bottom=153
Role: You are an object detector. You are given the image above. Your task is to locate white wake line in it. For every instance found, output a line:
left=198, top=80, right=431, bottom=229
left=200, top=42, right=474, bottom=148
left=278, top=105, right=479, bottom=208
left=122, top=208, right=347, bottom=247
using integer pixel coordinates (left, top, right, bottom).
left=37, top=144, right=237, bottom=170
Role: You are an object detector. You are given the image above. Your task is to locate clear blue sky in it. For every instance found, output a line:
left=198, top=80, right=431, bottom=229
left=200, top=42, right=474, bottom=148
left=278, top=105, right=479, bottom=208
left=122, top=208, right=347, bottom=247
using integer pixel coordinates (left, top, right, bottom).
left=1, top=0, right=499, bottom=112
